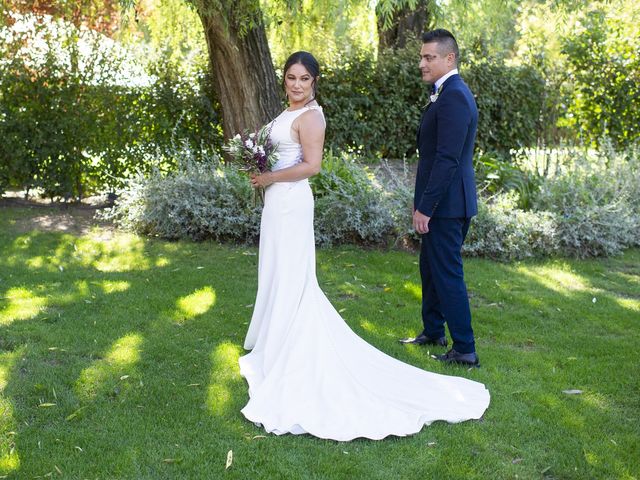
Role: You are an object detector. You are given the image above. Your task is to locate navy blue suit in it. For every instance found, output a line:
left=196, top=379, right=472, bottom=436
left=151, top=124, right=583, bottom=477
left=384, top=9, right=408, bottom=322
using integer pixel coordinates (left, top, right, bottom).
left=414, top=73, right=478, bottom=354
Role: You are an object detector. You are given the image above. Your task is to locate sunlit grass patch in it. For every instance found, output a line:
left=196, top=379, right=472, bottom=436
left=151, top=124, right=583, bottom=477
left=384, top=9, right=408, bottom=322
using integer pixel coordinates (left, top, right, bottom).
left=0, top=451, right=20, bottom=476
left=613, top=296, right=640, bottom=312
left=155, top=256, right=170, bottom=267
left=0, top=287, right=47, bottom=325
left=0, top=351, right=19, bottom=476
left=75, top=333, right=143, bottom=399
left=516, top=264, right=591, bottom=294
left=75, top=233, right=151, bottom=272
left=403, top=281, right=422, bottom=300
left=176, top=287, right=216, bottom=320
left=208, top=342, right=242, bottom=417
left=97, top=280, right=131, bottom=294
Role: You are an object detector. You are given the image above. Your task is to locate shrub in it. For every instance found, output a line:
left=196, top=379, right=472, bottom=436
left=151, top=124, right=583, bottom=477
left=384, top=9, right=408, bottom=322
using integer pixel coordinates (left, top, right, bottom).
left=0, top=13, right=221, bottom=198
left=474, top=152, right=542, bottom=209
left=372, top=160, right=418, bottom=247
left=532, top=146, right=640, bottom=257
left=560, top=9, right=640, bottom=150
left=463, top=60, right=545, bottom=158
left=99, top=147, right=260, bottom=242
left=102, top=143, right=639, bottom=259
left=102, top=150, right=396, bottom=247
left=463, top=192, right=558, bottom=260
left=321, top=42, right=546, bottom=160
left=311, top=153, right=396, bottom=246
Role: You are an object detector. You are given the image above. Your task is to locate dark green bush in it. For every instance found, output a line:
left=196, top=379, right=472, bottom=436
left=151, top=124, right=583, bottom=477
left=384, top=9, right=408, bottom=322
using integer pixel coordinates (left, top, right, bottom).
left=463, top=61, right=545, bottom=157
left=321, top=46, right=426, bottom=159
left=321, top=42, right=546, bottom=160
left=0, top=17, right=221, bottom=199
left=560, top=10, right=640, bottom=150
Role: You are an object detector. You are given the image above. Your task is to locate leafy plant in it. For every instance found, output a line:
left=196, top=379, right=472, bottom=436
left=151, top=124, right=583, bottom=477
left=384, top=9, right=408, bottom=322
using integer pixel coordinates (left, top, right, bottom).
left=560, top=7, right=640, bottom=149
left=311, top=152, right=396, bottom=246
left=98, top=147, right=260, bottom=242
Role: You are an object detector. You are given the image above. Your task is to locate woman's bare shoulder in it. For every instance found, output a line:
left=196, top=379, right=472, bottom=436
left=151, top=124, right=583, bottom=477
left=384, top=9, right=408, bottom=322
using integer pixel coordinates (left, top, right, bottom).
left=298, top=106, right=325, bottom=128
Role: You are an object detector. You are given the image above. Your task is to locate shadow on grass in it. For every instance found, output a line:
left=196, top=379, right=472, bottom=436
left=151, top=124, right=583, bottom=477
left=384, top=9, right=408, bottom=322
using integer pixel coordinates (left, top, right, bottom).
left=0, top=215, right=638, bottom=478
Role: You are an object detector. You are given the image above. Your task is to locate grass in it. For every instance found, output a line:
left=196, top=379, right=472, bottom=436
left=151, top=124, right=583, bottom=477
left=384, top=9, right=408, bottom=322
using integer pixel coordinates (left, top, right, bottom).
left=0, top=206, right=638, bottom=479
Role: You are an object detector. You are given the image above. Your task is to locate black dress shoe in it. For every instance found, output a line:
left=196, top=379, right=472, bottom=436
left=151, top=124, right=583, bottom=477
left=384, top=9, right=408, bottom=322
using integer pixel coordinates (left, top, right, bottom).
left=434, top=349, right=480, bottom=367
left=399, top=334, right=447, bottom=346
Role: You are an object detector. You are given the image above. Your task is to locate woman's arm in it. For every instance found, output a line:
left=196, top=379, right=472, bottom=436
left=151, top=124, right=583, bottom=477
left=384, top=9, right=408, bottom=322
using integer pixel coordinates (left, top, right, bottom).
left=251, top=110, right=325, bottom=188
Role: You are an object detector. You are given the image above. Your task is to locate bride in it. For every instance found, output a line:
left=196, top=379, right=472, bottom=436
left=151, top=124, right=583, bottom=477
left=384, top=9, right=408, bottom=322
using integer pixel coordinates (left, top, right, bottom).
left=239, top=51, right=490, bottom=441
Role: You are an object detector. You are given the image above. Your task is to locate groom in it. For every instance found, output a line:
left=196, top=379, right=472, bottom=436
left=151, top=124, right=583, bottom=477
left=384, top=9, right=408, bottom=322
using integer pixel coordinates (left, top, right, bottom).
left=399, top=29, right=480, bottom=367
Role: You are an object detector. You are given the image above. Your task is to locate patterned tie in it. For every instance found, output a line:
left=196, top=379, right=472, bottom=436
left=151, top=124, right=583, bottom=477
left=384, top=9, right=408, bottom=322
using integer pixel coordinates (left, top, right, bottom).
left=431, top=84, right=437, bottom=95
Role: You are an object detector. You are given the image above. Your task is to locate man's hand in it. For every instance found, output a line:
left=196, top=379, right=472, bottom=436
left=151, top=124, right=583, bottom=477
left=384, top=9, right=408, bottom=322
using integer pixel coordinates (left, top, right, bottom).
left=413, top=209, right=431, bottom=234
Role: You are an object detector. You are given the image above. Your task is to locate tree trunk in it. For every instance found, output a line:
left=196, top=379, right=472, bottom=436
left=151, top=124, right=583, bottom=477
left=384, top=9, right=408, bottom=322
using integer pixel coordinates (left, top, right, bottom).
left=377, top=0, right=432, bottom=50
left=198, top=11, right=281, bottom=138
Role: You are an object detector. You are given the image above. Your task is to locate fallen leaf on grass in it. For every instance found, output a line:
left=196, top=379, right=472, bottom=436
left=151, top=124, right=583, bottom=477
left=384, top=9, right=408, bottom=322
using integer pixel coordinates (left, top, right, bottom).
left=38, top=403, right=56, bottom=407
left=226, top=450, right=233, bottom=469
left=187, top=383, right=200, bottom=387
left=66, top=406, right=88, bottom=421
left=512, top=458, right=523, bottom=464
left=120, top=375, right=130, bottom=381
left=54, top=465, right=62, bottom=474
left=562, top=389, right=583, bottom=395
left=162, top=458, right=182, bottom=464
left=427, top=442, right=437, bottom=447
left=251, top=435, right=266, bottom=440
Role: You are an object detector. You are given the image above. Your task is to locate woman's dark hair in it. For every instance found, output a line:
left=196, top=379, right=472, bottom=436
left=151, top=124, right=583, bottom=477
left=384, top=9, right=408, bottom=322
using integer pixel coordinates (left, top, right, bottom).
left=283, top=51, right=320, bottom=99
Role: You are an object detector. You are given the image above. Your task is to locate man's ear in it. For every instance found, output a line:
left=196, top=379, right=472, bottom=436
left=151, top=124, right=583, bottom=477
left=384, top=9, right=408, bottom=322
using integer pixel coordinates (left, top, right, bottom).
left=447, top=52, right=455, bottom=66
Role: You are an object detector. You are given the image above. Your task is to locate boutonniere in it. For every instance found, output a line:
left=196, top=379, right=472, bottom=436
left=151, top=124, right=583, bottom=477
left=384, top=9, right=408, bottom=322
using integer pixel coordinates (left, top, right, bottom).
left=423, top=85, right=443, bottom=109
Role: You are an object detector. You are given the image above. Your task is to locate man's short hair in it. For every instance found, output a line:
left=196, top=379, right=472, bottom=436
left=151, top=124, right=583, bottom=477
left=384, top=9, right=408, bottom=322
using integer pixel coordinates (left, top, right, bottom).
left=422, top=29, right=459, bottom=64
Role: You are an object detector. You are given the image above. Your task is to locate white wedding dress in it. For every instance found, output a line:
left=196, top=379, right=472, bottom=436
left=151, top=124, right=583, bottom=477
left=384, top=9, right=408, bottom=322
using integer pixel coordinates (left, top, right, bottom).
left=238, top=106, right=490, bottom=441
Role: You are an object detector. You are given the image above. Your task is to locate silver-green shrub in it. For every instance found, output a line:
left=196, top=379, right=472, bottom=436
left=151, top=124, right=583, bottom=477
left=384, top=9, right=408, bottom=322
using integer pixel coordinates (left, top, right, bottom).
left=101, top=144, right=639, bottom=258
left=532, top=146, right=640, bottom=257
left=98, top=149, right=260, bottom=242
left=311, top=153, right=396, bottom=246
left=464, top=192, right=559, bottom=260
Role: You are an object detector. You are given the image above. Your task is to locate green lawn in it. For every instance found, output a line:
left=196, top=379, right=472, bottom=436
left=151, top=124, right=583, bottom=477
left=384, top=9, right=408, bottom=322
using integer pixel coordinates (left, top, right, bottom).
left=0, top=206, right=638, bottom=479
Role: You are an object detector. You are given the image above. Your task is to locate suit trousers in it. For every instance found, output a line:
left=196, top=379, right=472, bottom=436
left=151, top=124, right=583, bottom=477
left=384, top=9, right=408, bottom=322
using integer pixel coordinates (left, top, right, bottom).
left=419, top=217, right=475, bottom=354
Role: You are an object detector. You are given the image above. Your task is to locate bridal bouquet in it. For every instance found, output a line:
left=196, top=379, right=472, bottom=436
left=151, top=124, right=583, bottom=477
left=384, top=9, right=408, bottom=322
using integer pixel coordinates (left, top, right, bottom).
left=223, top=124, right=279, bottom=174
left=223, top=124, right=279, bottom=205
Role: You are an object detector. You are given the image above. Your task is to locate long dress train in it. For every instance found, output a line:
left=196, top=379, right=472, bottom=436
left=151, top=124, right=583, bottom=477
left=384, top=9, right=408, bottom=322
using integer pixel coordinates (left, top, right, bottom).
left=238, top=106, right=490, bottom=441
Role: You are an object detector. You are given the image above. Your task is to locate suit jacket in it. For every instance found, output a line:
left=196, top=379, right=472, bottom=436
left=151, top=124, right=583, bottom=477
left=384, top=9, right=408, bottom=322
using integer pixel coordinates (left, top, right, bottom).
left=414, top=74, right=478, bottom=218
